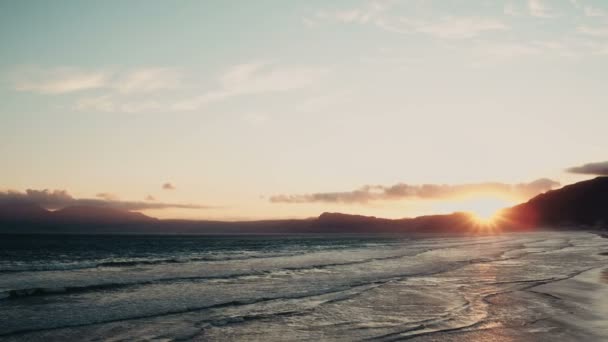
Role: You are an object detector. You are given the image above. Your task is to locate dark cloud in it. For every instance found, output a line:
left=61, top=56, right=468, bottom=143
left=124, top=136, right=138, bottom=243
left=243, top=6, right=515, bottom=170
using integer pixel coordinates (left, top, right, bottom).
left=162, top=182, right=176, bottom=190
left=566, top=161, right=608, bottom=176
left=270, top=178, right=560, bottom=204
left=0, top=189, right=210, bottom=211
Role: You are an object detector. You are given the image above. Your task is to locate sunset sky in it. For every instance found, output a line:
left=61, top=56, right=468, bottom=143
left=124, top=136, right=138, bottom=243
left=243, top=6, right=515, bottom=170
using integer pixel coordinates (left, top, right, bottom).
left=1, top=0, right=607, bottom=220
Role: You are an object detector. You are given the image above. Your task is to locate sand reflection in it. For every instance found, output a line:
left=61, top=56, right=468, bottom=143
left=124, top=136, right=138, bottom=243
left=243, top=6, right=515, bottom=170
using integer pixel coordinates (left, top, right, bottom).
left=600, top=268, right=608, bottom=284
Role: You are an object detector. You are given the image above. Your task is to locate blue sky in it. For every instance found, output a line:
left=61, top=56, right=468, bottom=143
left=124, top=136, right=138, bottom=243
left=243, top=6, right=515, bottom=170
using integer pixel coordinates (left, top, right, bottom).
left=1, top=0, right=607, bottom=219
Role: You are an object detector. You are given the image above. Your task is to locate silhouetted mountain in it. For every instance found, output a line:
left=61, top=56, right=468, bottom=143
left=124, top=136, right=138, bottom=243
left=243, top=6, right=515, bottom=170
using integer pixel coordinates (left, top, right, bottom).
left=503, top=176, right=608, bottom=229
left=0, top=203, right=50, bottom=222
left=310, top=212, right=474, bottom=233
left=0, top=204, right=154, bottom=227
left=1, top=177, right=607, bottom=234
left=52, top=206, right=155, bottom=224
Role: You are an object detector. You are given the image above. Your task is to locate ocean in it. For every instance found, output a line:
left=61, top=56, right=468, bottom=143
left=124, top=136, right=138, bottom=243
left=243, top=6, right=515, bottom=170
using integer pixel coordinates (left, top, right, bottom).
left=1, top=231, right=607, bottom=341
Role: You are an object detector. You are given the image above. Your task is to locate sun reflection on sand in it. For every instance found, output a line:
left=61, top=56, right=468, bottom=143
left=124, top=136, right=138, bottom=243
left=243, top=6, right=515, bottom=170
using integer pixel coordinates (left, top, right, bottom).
left=601, top=269, right=608, bottom=284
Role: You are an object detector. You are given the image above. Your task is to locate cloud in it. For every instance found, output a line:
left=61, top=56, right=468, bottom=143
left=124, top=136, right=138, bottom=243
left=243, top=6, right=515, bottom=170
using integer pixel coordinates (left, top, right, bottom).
left=16, top=63, right=324, bottom=113
left=400, top=17, right=508, bottom=39
left=270, top=178, right=560, bottom=204
left=162, top=182, right=176, bottom=190
left=242, top=112, right=269, bottom=125
left=13, top=67, right=109, bottom=94
left=308, top=3, right=507, bottom=39
left=172, top=62, right=328, bottom=111
left=307, top=1, right=387, bottom=26
left=504, top=3, right=522, bottom=16
left=113, top=68, right=182, bottom=94
left=569, top=0, right=607, bottom=17
left=75, top=95, right=163, bottom=113
left=566, top=161, right=608, bottom=176
left=480, top=42, right=541, bottom=59
left=12, top=66, right=181, bottom=94
left=96, top=192, right=119, bottom=201
left=569, top=0, right=582, bottom=9
left=0, top=189, right=211, bottom=211
left=577, top=25, right=608, bottom=37
left=584, top=6, right=607, bottom=17
left=527, top=0, right=557, bottom=18
left=145, top=195, right=156, bottom=201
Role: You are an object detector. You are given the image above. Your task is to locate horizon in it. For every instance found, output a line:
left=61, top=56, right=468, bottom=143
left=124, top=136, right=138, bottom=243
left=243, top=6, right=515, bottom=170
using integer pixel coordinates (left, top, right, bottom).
left=2, top=0, right=608, bottom=221
left=5, top=175, right=608, bottom=223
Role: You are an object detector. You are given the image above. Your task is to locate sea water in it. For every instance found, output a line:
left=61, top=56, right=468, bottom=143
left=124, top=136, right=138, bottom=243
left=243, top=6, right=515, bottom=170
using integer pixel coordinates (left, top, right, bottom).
left=1, top=231, right=607, bottom=341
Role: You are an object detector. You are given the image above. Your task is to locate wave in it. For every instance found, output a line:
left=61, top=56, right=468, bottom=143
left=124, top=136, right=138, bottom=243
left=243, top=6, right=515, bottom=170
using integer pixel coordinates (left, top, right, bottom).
left=0, top=239, right=502, bottom=274
left=2, top=240, right=560, bottom=303
left=0, top=249, right=433, bottom=302
left=0, top=282, right=134, bottom=301
left=2, top=247, right=558, bottom=336
left=0, top=251, right=306, bottom=274
left=0, top=280, right=384, bottom=337
left=2, top=241, right=551, bottom=302
left=1, top=257, right=500, bottom=338
left=0, top=267, right=445, bottom=337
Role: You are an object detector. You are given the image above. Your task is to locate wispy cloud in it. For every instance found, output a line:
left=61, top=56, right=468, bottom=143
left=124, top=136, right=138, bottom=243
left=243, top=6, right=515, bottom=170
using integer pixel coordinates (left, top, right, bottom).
left=376, top=16, right=508, bottom=39
left=577, top=25, right=608, bottom=37
left=242, top=112, right=270, bottom=125
left=569, top=0, right=607, bottom=17
left=270, top=179, right=559, bottom=204
left=12, top=66, right=182, bottom=94
left=404, top=17, right=508, bottom=39
left=0, top=189, right=211, bottom=211
left=527, top=0, right=557, bottom=18
left=74, top=95, right=164, bottom=114
left=566, top=161, right=608, bottom=176
left=26, top=62, right=326, bottom=113
left=504, top=3, right=522, bottom=16
left=477, top=42, right=542, bottom=59
left=96, top=192, right=119, bottom=201
left=113, top=68, right=182, bottom=94
left=172, top=62, right=328, bottom=111
left=472, top=40, right=582, bottom=61
left=308, top=3, right=507, bottom=40
left=13, top=67, right=109, bottom=94
left=584, top=6, right=607, bottom=17
left=309, top=1, right=388, bottom=26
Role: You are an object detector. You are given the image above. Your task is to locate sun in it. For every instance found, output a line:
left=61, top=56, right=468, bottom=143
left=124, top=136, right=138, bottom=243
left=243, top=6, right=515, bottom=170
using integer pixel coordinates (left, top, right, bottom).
left=464, top=197, right=511, bottom=226
left=468, top=210, right=500, bottom=225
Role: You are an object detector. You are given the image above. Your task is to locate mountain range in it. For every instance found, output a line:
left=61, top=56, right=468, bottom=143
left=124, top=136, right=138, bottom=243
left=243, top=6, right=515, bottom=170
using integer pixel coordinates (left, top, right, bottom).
left=1, top=177, right=607, bottom=234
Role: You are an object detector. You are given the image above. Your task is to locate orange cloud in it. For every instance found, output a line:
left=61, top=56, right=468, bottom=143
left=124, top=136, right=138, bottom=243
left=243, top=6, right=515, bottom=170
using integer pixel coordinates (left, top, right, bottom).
left=270, top=178, right=559, bottom=204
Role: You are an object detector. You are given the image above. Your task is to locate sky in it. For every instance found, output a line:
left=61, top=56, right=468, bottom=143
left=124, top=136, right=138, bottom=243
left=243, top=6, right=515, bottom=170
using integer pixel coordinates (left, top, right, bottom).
left=1, top=0, right=607, bottom=220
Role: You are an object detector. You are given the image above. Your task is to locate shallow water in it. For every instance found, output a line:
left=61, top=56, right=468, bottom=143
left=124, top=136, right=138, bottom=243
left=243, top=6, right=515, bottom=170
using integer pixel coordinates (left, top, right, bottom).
left=0, top=231, right=607, bottom=341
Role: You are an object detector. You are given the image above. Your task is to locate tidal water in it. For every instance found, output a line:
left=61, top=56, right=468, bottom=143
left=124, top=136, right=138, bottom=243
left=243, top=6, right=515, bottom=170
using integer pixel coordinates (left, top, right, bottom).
left=1, top=231, right=607, bottom=341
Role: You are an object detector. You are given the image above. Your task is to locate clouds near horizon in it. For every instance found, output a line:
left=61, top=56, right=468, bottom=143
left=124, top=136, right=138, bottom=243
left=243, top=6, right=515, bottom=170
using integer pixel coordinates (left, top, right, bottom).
left=162, top=182, right=176, bottom=190
left=270, top=178, right=560, bottom=204
left=566, top=161, right=608, bottom=176
left=0, top=189, right=210, bottom=211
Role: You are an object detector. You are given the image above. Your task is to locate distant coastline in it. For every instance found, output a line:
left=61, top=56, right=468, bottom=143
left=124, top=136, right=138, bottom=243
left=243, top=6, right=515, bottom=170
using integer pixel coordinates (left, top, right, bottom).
left=2, top=177, right=607, bottom=235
